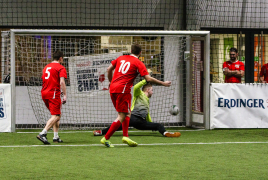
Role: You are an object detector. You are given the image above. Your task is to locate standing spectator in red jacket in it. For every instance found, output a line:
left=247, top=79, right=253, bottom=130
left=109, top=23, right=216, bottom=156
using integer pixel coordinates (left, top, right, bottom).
left=222, top=47, right=245, bottom=83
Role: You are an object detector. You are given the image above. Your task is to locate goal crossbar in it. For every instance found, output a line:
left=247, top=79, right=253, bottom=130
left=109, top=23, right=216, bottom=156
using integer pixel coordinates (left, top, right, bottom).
left=10, top=29, right=210, bottom=36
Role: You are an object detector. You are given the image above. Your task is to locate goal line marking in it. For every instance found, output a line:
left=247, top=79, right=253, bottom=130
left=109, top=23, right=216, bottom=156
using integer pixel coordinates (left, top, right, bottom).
left=0, top=141, right=268, bottom=148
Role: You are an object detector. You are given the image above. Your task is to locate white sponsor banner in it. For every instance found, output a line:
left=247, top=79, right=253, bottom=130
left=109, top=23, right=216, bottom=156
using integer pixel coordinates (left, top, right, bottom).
left=210, top=83, right=268, bottom=129
left=68, top=52, right=122, bottom=96
left=0, top=84, right=11, bottom=132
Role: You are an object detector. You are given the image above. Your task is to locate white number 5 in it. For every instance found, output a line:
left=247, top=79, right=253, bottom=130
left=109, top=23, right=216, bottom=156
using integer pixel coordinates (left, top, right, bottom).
left=119, top=60, right=130, bottom=74
left=45, top=67, right=52, bottom=79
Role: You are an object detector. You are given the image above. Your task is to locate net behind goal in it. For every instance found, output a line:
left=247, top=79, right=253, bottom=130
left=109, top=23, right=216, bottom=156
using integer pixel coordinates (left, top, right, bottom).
left=2, top=30, right=210, bottom=130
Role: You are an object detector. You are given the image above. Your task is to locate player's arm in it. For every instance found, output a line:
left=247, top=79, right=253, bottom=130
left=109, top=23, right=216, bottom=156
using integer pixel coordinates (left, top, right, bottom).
left=222, top=62, right=235, bottom=76
left=222, top=62, right=228, bottom=76
left=227, top=70, right=244, bottom=77
left=131, top=80, right=148, bottom=111
left=137, top=61, right=170, bottom=86
left=234, top=70, right=244, bottom=78
left=131, top=80, right=147, bottom=111
left=223, top=68, right=240, bottom=77
left=133, top=79, right=147, bottom=96
left=234, top=63, right=245, bottom=78
left=144, top=75, right=171, bottom=87
left=60, top=77, right=67, bottom=104
left=223, top=67, right=236, bottom=76
left=223, top=67, right=230, bottom=76
left=107, top=64, right=115, bottom=82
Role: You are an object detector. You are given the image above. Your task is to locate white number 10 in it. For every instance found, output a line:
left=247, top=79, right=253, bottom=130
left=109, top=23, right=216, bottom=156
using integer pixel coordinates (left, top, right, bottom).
left=45, top=67, right=52, bottom=79
left=118, top=60, right=130, bottom=74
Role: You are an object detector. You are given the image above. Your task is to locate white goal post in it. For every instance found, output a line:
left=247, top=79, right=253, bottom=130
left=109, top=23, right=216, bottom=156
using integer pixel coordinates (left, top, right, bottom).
left=5, top=29, right=210, bottom=132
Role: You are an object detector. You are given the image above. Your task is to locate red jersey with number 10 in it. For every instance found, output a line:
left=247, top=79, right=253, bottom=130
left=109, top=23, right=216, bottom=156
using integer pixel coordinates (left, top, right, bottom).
left=223, top=60, right=245, bottom=83
left=41, top=62, right=67, bottom=99
left=110, top=55, right=148, bottom=94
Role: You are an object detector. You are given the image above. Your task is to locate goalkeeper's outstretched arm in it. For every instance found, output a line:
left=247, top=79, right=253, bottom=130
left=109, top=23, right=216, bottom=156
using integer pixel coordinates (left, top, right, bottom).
left=133, top=79, right=147, bottom=96
left=144, top=75, right=171, bottom=87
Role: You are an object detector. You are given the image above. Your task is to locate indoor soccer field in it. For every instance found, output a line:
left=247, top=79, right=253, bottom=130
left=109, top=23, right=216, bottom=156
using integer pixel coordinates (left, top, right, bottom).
left=0, top=128, right=268, bottom=180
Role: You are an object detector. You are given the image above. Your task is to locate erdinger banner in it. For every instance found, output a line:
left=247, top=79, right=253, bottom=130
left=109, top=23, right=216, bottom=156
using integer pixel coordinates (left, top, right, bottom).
left=210, top=83, right=268, bottom=129
left=0, top=84, right=11, bottom=132
left=69, top=52, right=122, bottom=96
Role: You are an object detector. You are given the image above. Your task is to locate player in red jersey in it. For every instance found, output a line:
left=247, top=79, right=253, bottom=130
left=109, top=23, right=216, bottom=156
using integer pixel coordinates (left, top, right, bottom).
left=100, top=44, right=171, bottom=147
left=222, top=47, right=245, bottom=83
left=260, top=63, right=268, bottom=83
left=37, top=50, right=67, bottom=145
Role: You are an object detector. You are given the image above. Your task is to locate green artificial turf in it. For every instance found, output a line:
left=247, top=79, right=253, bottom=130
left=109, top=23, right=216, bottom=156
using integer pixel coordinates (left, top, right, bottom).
left=0, top=128, right=268, bottom=179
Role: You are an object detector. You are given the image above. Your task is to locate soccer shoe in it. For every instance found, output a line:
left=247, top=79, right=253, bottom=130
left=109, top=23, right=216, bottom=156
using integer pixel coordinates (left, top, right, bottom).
left=122, top=136, right=138, bottom=147
left=37, top=134, right=50, bottom=145
left=164, top=132, right=181, bottom=137
left=93, top=130, right=102, bottom=136
left=100, top=137, right=114, bottom=148
left=53, top=137, right=63, bottom=143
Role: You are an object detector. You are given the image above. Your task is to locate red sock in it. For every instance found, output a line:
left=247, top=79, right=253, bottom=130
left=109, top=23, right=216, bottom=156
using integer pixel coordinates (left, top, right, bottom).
left=122, top=116, right=130, bottom=137
left=105, top=120, right=121, bottom=140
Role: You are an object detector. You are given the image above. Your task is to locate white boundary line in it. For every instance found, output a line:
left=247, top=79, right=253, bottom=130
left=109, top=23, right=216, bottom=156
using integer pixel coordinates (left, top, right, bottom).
left=17, top=129, right=205, bottom=133
left=1, top=141, right=268, bottom=148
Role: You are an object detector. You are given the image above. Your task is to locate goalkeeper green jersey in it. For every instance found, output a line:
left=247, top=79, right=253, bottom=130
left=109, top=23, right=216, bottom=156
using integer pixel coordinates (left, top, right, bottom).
left=131, top=80, right=152, bottom=122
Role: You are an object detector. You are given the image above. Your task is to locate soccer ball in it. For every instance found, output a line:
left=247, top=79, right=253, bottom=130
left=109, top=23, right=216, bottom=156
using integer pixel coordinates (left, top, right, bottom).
left=169, top=105, right=179, bottom=116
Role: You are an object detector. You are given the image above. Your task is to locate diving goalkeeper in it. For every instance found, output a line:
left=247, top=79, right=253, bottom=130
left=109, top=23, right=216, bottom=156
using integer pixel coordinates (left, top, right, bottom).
left=93, top=79, right=181, bottom=137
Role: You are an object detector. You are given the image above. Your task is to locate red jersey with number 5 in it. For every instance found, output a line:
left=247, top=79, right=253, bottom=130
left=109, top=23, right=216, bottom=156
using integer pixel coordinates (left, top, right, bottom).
left=41, top=62, right=67, bottom=99
left=110, top=55, right=148, bottom=93
left=223, top=60, right=245, bottom=83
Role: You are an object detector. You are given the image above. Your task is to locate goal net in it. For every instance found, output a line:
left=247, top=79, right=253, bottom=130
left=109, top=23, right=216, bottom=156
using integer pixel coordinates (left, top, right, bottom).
left=2, top=30, right=209, bottom=130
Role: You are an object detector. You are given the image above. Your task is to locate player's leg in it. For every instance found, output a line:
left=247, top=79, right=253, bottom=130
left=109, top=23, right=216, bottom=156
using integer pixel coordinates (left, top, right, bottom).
left=118, top=93, right=132, bottom=137
left=37, top=98, right=61, bottom=145
left=163, top=131, right=181, bottom=137
left=53, top=117, right=63, bottom=143
left=130, top=114, right=160, bottom=132
left=101, top=93, right=124, bottom=147
left=120, top=113, right=138, bottom=147
left=118, top=93, right=138, bottom=147
left=101, top=93, right=137, bottom=147
left=100, top=94, right=123, bottom=147
left=122, top=115, right=130, bottom=137
left=104, top=112, right=126, bottom=139
left=93, top=125, right=123, bottom=136
left=101, top=112, right=125, bottom=147
left=37, top=115, right=60, bottom=144
left=132, top=115, right=181, bottom=137
left=98, top=114, right=137, bottom=145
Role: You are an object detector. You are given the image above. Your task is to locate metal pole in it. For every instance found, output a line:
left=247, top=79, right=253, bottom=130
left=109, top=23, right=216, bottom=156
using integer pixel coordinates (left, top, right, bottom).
left=204, top=33, right=210, bottom=130
left=178, top=37, right=185, bottom=125
left=10, top=31, right=16, bottom=132
left=239, top=31, right=243, bottom=61
left=261, top=31, right=263, bottom=68
left=1, top=32, right=7, bottom=83
left=240, top=0, right=247, bottom=28
left=258, top=34, right=260, bottom=82
left=185, top=38, right=192, bottom=127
